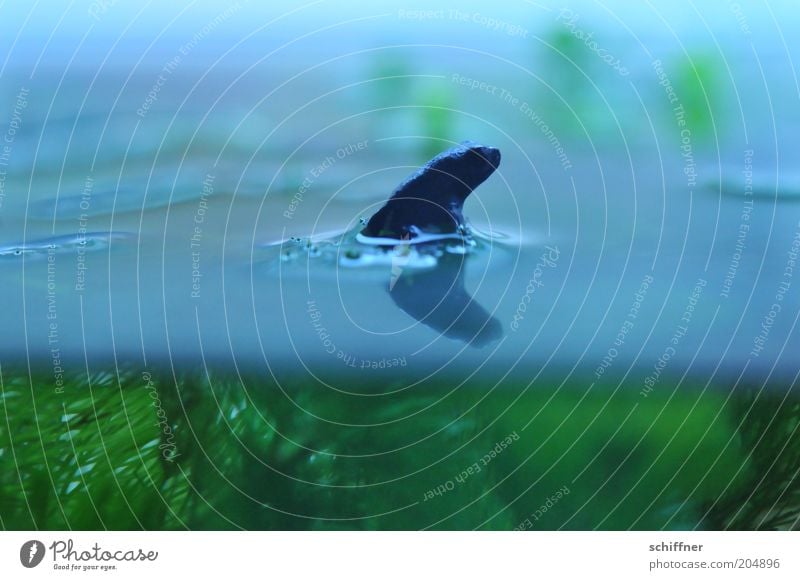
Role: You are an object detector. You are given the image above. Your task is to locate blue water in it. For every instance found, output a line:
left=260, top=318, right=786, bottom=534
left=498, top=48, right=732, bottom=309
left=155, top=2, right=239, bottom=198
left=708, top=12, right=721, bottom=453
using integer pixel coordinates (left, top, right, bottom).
left=0, top=0, right=798, bottom=386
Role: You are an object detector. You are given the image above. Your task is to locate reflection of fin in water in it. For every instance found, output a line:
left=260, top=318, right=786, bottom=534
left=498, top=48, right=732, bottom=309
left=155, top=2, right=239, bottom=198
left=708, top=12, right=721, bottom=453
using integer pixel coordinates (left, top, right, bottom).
left=389, top=252, right=502, bottom=348
left=358, top=141, right=501, bottom=244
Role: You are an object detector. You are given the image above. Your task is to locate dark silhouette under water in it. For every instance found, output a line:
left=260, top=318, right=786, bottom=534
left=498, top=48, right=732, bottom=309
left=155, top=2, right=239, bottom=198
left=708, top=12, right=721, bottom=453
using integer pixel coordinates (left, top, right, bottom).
left=389, top=251, right=502, bottom=347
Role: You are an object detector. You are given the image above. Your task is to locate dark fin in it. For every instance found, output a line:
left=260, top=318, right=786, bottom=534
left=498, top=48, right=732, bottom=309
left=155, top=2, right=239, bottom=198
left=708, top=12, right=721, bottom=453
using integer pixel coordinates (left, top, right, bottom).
left=360, top=141, right=501, bottom=243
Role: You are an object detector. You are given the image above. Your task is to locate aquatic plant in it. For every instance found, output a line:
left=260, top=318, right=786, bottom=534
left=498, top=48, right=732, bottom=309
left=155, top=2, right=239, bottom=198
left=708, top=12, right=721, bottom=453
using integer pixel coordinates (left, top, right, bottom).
left=2, top=368, right=792, bottom=530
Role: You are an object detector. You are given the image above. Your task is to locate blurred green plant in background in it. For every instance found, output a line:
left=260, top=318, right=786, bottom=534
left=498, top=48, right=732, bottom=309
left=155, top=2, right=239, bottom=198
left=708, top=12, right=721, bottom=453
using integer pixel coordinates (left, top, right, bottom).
left=530, top=20, right=727, bottom=151
left=670, top=53, right=725, bottom=142
left=368, top=53, right=456, bottom=161
left=416, top=85, right=456, bottom=160
left=532, top=25, right=615, bottom=140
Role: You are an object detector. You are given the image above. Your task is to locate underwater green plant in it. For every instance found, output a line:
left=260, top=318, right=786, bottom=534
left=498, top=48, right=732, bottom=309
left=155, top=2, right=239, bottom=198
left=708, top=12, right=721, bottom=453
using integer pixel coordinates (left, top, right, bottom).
left=3, top=367, right=796, bottom=530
